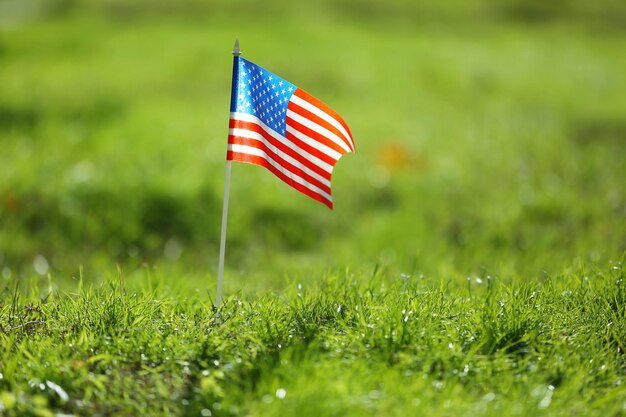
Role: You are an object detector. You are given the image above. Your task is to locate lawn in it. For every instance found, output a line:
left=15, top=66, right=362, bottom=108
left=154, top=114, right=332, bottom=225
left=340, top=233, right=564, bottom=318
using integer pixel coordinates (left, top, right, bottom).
left=1, top=0, right=625, bottom=415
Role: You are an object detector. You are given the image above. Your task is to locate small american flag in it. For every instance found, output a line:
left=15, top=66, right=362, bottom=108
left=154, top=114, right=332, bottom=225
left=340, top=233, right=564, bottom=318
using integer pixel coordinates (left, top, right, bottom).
left=227, top=57, right=355, bottom=209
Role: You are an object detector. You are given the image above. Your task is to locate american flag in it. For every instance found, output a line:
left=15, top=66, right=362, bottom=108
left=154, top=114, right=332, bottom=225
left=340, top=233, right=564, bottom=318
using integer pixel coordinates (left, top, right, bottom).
left=227, top=57, right=355, bottom=209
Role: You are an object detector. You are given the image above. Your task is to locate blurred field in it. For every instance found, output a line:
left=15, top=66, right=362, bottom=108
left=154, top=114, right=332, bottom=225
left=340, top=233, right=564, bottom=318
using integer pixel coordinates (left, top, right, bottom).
left=0, top=1, right=625, bottom=414
left=1, top=0, right=625, bottom=289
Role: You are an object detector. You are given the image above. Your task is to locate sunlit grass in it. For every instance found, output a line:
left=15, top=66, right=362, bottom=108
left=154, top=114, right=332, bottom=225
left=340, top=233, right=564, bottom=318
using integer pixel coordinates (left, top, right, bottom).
left=1, top=261, right=625, bottom=416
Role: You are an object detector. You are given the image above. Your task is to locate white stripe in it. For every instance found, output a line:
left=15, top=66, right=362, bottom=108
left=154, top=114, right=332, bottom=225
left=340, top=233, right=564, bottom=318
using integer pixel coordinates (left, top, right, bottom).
left=285, top=125, right=342, bottom=161
left=228, top=144, right=333, bottom=202
left=230, top=113, right=333, bottom=173
left=231, top=112, right=341, bottom=166
left=229, top=127, right=331, bottom=187
left=287, top=109, right=352, bottom=154
left=290, top=94, right=354, bottom=151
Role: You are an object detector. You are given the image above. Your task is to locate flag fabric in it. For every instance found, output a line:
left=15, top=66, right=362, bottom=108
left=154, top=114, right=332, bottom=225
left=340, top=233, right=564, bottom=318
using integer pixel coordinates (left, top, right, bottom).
left=227, top=57, right=355, bottom=209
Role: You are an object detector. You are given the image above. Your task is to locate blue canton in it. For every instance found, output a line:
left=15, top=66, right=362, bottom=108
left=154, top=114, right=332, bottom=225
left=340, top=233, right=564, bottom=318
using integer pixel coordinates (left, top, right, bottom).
left=233, top=58, right=297, bottom=136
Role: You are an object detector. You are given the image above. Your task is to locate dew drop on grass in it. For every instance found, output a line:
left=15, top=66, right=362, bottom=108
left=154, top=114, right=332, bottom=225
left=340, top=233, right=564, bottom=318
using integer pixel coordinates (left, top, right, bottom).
left=33, top=255, right=49, bottom=275
left=201, top=409, right=212, bottom=417
left=46, top=380, right=69, bottom=402
left=482, top=392, right=496, bottom=402
left=538, top=390, right=553, bottom=409
left=164, top=238, right=183, bottom=261
left=276, top=388, right=286, bottom=399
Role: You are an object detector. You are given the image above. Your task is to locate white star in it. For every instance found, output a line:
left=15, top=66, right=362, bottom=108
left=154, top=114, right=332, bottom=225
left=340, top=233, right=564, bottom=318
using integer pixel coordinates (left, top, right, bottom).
left=288, top=86, right=293, bottom=92
left=279, top=81, right=283, bottom=87
left=268, top=75, right=273, bottom=81
left=281, top=89, right=286, bottom=95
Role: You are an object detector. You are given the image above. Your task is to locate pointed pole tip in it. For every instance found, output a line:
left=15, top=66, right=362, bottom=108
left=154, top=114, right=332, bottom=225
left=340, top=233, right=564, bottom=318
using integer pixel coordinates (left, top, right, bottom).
left=232, top=38, right=241, bottom=56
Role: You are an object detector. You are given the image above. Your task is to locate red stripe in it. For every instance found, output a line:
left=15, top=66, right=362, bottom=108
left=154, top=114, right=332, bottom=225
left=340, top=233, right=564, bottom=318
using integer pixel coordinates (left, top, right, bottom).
left=227, top=151, right=333, bottom=209
left=228, top=134, right=331, bottom=195
left=288, top=100, right=353, bottom=154
left=231, top=115, right=337, bottom=166
left=283, top=129, right=337, bottom=166
left=294, top=89, right=354, bottom=152
left=286, top=115, right=346, bottom=156
left=229, top=119, right=331, bottom=180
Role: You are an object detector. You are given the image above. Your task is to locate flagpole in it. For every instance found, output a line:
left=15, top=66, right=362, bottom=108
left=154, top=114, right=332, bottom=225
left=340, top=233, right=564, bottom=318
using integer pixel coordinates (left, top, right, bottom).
left=216, top=161, right=231, bottom=308
left=216, top=38, right=241, bottom=309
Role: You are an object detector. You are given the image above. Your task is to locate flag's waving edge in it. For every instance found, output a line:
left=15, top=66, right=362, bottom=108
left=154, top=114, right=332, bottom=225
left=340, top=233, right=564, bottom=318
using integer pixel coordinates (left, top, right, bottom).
left=227, top=57, right=355, bottom=209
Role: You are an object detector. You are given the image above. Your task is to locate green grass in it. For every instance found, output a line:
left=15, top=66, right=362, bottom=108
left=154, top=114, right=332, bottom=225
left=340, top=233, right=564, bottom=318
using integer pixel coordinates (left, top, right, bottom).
left=1, top=263, right=625, bottom=416
left=1, top=0, right=625, bottom=415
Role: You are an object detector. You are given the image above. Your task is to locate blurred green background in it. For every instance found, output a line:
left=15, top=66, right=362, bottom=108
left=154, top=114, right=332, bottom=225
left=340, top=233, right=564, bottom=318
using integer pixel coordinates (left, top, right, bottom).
left=1, top=0, right=625, bottom=291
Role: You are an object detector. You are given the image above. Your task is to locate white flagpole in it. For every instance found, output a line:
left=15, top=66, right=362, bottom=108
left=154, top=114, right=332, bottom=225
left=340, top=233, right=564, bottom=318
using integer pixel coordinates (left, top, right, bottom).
left=216, top=38, right=241, bottom=308
left=216, top=160, right=231, bottom=308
